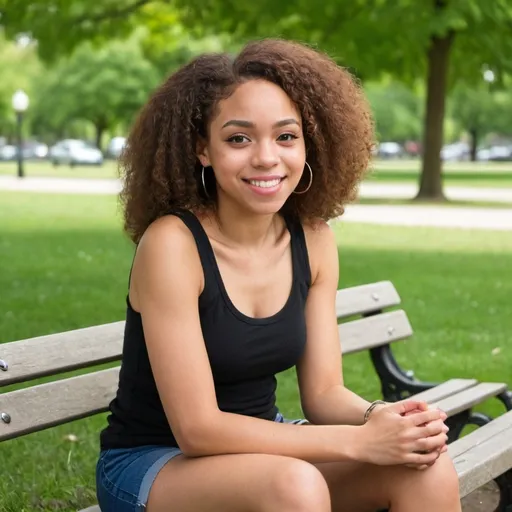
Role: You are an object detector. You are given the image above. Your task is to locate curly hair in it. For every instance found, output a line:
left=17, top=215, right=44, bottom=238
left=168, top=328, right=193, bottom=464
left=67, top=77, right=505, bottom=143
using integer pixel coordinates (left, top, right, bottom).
left=120, top=38, right=374, bottom=243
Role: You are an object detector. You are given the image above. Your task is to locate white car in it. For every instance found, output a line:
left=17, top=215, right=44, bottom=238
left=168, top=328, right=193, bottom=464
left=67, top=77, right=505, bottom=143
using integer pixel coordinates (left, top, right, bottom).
left=50, top=139, right=103, bottom=167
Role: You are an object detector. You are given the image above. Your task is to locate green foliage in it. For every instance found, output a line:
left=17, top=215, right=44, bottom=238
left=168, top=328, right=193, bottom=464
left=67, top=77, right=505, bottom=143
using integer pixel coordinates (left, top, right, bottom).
left=0, top=30, right=42, bottom=138
left=365, top=81, right=423, bottom=142
left=30, top=38, right=159, bottom=147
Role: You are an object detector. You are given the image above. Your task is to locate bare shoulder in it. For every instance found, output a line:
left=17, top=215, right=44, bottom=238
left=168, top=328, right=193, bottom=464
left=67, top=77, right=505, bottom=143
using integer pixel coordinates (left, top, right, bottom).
left=131, top=214, right=204, bottom=307
left=302, top=219, right=338, bottom=286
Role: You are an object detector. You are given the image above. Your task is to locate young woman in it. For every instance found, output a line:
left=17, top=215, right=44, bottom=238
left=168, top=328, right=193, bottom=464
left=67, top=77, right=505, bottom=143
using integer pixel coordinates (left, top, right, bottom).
left=96, top=38, right=460, bottom=512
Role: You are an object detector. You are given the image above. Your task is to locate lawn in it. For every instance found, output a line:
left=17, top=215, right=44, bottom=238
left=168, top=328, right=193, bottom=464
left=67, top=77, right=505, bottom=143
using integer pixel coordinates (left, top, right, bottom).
left=1, top=159, right=512, bottom=188
left=1, top=191, right=511, bottom=511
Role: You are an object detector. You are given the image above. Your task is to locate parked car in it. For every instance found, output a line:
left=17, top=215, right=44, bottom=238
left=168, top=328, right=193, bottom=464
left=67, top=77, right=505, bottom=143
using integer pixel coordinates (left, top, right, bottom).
left=0, top=145, right=17, bottom=161
left=477, top=146, right=512, bottom=162
left=375, top=142, right=404, bottom=159
left=105, top=136, right=127, bottom=159
left=23, top=141, right=48, bottom=160
left=49, top=139, right=103, bottom=167
left=441, top=142, right=470, bottom=161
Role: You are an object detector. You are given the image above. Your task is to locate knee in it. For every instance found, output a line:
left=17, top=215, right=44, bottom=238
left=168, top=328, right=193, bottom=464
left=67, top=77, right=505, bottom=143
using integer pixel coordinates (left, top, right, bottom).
left=404, top=453, right=460, bottom=504
left=425, top=454, right=459, bottom=493
left=268, top=459, right=330, bottom=512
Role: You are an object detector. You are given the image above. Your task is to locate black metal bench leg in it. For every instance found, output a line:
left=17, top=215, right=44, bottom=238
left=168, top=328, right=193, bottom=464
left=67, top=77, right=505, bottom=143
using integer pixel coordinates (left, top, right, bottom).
left=369, top=345, right=438, bottom=401
left=498, top=390, right=512, bottom=412
left=496, top=469, right=512, bottom=512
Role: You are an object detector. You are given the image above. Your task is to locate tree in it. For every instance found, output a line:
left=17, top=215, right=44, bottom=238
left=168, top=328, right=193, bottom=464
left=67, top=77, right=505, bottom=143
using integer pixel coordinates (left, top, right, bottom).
left=4, top=0, right=512, bottom=198
left=365, top=81, right=423, bottom=144
left=0, top=29, right=42, bottom=140
left=30, top=38, right=159, bottom=149
left=448, top=74, right=512, bottom=160
left=170, top=0, right=512, bottom=200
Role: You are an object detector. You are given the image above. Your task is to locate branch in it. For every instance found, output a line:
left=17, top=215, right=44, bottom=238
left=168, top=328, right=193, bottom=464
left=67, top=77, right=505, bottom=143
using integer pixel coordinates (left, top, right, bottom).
left=72, top=0, right=152, bottom=25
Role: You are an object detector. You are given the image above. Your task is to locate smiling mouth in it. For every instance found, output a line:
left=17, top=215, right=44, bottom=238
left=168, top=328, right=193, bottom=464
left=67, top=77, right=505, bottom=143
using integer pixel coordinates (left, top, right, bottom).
left=242, top=177, right=285, bottom=189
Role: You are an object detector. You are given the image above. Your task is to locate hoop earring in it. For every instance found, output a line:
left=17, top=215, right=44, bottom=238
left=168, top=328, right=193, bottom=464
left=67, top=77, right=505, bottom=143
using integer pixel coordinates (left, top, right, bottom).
left=293, top=162, right=313, bottom=195
left=201, top=166, right=210, bottom=198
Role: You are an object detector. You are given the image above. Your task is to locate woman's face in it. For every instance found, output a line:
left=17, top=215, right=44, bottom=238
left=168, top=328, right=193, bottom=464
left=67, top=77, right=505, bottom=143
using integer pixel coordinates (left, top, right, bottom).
left=198, top=79, right=307, bottom=216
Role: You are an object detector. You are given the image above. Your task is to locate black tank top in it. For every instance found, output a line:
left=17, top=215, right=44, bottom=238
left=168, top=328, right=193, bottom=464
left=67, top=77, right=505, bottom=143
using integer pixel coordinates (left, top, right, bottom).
left=100, top=210, right=311, bottom=450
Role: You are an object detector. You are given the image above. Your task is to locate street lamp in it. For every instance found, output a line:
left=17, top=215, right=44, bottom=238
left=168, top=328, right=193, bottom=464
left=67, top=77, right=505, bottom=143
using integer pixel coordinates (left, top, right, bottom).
left=12, top=89, right=29, bottom=178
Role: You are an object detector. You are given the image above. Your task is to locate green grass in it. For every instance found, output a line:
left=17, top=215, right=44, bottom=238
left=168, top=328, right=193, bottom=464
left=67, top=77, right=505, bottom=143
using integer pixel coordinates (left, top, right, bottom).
left=2, top=159, right=512, bottom=188
left=355, top=197, right=512, bottom=208
left=0, top=160, right=119, bottom=180
left=1, top=192, right=511, bottom=511
left=366, top=169, right=512, bottom=189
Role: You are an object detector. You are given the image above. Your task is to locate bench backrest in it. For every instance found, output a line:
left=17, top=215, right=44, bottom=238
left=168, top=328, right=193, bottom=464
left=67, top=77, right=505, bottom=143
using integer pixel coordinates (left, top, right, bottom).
left=0, top=280, right=412, bottom=441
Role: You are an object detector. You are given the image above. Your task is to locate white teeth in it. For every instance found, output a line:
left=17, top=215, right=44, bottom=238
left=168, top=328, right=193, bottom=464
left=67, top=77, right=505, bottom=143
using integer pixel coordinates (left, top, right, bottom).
left=248, top=178, right=281, bottom=188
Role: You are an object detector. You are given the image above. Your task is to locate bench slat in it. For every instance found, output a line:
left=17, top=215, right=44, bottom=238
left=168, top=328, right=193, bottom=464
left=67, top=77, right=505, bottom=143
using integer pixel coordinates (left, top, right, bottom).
left=451, top=410, right=512, bottom=498
left=410, top=379, right=478, bottom=404
left=0, top=322, right=124, bottom=386
left=339, top=310, right=412, bottom=355
left=336, top=281, right=400, bottom=319
left=431, top=382, right=508, bottom=417
left=0, top=367, right=119, bottom=441
left=449, top=408, right=512, bottom=459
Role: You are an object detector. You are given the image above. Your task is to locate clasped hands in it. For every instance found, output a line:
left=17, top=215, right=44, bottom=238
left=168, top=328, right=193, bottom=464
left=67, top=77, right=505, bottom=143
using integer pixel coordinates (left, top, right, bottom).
left=360, top=399, right=449, bottom=470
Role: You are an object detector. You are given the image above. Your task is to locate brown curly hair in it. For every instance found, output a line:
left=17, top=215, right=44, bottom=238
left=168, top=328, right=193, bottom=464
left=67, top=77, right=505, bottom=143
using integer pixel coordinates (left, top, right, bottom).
left=120, top=38, right=374, bottom=243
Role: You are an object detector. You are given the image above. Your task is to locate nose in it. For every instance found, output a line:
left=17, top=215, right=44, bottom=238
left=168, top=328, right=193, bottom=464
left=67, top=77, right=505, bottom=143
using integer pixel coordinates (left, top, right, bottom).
left=251, top=140, right=280, bottom=169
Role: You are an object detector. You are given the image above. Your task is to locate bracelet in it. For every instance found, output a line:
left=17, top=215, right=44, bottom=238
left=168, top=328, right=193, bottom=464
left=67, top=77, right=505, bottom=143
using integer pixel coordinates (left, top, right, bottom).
left=363, top=400, right=387, bottom=424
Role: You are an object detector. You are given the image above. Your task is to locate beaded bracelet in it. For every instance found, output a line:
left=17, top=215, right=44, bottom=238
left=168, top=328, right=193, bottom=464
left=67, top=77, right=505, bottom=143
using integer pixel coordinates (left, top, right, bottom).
left=363, top=400, right=387, bottom=424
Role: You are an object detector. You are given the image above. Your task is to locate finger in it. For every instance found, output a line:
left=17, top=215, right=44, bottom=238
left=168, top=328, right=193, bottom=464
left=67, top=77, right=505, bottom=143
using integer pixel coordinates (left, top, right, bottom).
left=408, top=409, right=443, bottom=426
left=392, top=400, right=429, bottom=415
left=414, top=433, right=449, bottom=453
left=405, top=450, right=441, bottom=466
left=405, top=463, right=429, bottom=470
left=417, top=419, right=446, bottom=437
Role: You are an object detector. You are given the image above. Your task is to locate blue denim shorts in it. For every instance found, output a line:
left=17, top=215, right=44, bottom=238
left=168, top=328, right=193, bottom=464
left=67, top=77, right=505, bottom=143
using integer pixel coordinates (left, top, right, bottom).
left=96, top=412, right=309, bottom=511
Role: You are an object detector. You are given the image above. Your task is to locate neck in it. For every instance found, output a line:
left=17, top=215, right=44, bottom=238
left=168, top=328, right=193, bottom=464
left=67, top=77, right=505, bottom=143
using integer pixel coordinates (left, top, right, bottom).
left=210, top=197, right=280, bottom=250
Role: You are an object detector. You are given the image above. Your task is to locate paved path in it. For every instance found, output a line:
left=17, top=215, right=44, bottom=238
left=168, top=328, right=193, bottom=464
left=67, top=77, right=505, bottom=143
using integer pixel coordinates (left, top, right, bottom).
left=1, top=176, right=511, bottom=230
left=338, top=204, right=512, bottom=231
left=0, top=176, right=121, bottom=195
left=359, top=183, right=512, bottom=203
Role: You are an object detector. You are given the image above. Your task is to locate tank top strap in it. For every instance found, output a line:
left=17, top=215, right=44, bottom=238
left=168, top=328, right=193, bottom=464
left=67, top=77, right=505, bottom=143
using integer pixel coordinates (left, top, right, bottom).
left=283, top=215, right=312, bottom=289
left=169, top=209, right=218, bottom=300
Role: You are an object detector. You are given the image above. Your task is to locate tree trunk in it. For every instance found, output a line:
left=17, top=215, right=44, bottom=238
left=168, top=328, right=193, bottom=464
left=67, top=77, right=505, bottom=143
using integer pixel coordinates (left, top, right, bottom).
left=417, top=30, right=455, bottom=200
left=95, top=122, right=106, bottom=151
left=469, top=128, right=478, bottom=161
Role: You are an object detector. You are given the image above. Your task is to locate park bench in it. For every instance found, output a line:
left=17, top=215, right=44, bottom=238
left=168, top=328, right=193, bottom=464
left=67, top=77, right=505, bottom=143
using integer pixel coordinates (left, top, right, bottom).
left=1, top=280, right=511, bottom=511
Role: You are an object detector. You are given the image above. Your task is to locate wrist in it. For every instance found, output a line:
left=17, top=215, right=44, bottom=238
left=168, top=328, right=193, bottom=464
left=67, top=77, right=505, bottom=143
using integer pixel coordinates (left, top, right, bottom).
left=348, top=425, right=370, bottom=463
left=363, top=400, right=387, bottom=424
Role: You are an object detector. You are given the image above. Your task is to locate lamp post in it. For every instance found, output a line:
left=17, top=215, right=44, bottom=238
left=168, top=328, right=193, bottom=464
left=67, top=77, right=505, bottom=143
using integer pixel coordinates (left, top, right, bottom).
left=12, top=90, right=29, bottom=178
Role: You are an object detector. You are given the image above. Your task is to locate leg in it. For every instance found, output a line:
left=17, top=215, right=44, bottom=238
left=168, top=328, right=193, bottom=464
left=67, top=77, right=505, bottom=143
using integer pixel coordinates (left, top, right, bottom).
left=315, top=453, right=461, bottom=512
left=146, top=452, right=331, bottom=512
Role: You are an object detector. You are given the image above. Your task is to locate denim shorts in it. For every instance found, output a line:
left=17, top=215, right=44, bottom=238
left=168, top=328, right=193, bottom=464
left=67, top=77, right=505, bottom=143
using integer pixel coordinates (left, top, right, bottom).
left=96, top=412, right=309, bottom=511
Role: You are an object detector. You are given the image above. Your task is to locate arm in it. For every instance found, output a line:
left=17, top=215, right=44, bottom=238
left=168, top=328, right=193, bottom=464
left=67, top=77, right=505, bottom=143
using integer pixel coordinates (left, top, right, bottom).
left=132, top=215, right=362, bottom=464
left=297, top=221, right=381, bottom=425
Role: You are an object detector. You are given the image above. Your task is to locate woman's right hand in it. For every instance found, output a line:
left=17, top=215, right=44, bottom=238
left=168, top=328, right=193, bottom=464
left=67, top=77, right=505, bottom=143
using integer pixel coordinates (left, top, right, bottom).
left=354, top=400, right=449, bottom=466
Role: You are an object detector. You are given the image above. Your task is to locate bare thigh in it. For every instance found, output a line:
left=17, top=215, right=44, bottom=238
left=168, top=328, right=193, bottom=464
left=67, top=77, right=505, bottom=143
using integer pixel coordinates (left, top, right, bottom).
left=146, top=452, right=331, bottom=512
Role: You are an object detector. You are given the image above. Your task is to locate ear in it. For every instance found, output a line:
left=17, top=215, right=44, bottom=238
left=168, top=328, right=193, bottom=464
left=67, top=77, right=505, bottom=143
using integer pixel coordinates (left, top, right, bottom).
left=196, top=138, right=211, bottom=168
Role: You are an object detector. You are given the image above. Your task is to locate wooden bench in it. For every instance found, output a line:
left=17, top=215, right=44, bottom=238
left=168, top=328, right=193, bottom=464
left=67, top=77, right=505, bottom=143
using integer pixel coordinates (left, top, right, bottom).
left=1, top=280, right=511, bottom=511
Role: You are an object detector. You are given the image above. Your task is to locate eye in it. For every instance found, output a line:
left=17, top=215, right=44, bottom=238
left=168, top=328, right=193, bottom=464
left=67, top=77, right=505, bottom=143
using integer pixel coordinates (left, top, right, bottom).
left=278, top=133, right=299, bottom=142
left=227, top=134, right=250, bottom=144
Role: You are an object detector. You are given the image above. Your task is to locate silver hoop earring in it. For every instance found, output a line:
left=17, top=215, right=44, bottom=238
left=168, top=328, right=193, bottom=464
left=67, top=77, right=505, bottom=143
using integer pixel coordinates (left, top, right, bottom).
left=201, top=166, right=210, bottom=198
left=293, top=162, right=313, bottom=195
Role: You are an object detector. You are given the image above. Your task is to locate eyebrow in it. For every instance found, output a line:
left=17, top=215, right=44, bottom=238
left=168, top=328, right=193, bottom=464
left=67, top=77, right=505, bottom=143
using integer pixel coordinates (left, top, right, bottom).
left=221, top=118, right=300, bottom=129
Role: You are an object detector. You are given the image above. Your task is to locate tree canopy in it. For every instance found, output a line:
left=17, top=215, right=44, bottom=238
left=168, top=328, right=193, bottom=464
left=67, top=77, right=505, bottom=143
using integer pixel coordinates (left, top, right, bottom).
left=30, top=38, right=159, bottom=148
left=2, top=0, right=512, bottom=196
